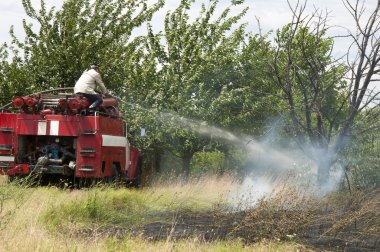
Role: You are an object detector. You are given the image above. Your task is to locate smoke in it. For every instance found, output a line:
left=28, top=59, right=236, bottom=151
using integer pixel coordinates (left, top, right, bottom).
left=123, top=101, right=344, bottom=205
left=200, top=117, right=342, bottom=195
left=229, top=175, right=281, bottom=210
left=194, top=119, right=344, bottom=204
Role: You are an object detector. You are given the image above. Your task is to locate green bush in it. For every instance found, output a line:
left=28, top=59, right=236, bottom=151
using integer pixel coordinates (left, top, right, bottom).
left=190, top=151, right=224, bottom=175
left=342, top=133, right=380, bottom=190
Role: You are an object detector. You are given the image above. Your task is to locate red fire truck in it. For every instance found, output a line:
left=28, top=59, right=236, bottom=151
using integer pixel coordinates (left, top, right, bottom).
left=0, top=88, right=140, bottom=186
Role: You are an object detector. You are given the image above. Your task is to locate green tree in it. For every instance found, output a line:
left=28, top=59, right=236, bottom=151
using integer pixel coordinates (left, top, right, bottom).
left=0, top=0, right=163, bottom=99
left=126, top=0, right=250, bottom=176
left=0, top=44, right=35, bottom=105
left=206, top=34, right=283, bottom=172
left=269, top=20, right=347, bottom=188
left=266, top=0, right=380, bottom=189
left=342, top=111, right=380, bottom=190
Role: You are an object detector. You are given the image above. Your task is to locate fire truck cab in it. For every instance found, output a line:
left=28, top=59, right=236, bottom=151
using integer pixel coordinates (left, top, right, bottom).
left=0, top=89, right=140, bottom=185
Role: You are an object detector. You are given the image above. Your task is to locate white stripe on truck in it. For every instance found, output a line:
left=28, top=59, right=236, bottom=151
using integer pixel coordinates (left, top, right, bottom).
left=0, top=156, right=14, bottom=162
left=38, top=121, right=47, bottom=135
left=50, top=120, right=59, bottom=136
left=102, top=135, right=127, bottom=147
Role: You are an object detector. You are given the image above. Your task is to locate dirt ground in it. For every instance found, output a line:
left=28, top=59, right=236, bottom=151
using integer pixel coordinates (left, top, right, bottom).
left=75, top=210, right=380, bottom=251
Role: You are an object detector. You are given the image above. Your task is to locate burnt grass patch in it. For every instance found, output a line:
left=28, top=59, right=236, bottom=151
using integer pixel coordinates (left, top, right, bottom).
left=73, top=190, right=380, bottom=251
left=43, top=186, right=380, bottom=251
left=133, top=207, right=380, bottom=251
left=75, top=203, right=379, bottom=251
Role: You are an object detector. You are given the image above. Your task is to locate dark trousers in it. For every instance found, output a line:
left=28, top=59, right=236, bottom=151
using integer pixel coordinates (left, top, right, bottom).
left=76, top=93, right=103, bottom=107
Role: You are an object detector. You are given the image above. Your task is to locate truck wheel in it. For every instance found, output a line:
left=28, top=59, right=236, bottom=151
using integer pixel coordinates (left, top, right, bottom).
left=7, top=175, right=15, bottom=183
left=110, top=163, right=121, bottom=185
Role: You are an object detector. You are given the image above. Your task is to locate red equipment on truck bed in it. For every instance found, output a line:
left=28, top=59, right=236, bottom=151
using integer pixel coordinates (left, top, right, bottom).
left=0, top=89, right=140, bottom=185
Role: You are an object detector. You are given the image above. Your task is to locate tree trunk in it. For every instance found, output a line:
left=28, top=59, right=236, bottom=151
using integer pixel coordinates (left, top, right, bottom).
left=141, top=149, right=161, bottom=185
left=153, top=151, right=161, bottom=173
left=182, top=152, right=193, bottom=178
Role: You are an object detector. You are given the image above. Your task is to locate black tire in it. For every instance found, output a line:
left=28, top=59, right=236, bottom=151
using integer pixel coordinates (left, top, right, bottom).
left=109, top=163, right=122, bottom=185
left=7, top=175, right=15, bottom=183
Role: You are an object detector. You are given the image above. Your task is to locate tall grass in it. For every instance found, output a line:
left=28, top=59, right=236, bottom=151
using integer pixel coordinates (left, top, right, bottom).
left=0, top=175, right=6, bottom=185
left=0, top=174, right=379, bottom=251
left=0, top=177, right=34, bottom=231
left=228, top=183, right=380, bottom=250
left=0, top=175, right=261, bottom=251
left=41, top=175, right=234, bottom=235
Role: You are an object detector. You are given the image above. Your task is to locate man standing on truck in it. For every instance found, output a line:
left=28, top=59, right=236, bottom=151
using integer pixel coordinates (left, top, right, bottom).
left=74, top=65, right=109, bottom=109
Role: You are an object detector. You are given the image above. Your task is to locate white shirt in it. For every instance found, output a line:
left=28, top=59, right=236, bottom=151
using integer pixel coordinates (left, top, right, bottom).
left=74, top=69, right=107, bottom=95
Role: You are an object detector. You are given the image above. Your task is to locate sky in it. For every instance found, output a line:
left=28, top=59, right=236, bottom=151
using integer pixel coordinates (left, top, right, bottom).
left=0, top=0, right=377, bottom=58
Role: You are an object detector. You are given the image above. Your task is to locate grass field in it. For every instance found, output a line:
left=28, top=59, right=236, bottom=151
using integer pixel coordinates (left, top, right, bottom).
left=0, top=175, right=379, bottom=251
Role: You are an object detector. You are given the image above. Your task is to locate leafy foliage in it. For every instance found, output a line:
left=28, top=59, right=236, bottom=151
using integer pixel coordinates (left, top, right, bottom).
left=0, top=0, right=379, bottom=187
left=0, top=0, right=163, bottom=97
left=125, top=0, right=259, bottom=175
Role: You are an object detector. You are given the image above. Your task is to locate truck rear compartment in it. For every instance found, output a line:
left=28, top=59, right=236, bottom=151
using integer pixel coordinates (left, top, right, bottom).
left=16, top=135, right=77, bottom=176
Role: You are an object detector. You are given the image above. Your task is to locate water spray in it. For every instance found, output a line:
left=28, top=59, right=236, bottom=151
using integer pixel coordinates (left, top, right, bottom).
left=117, top=98, right=343, bottom=207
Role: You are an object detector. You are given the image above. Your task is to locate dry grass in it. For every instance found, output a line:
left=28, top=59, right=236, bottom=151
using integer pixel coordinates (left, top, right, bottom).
left=0, top=174, right=379, bottom=251
left=0, top=174, right=311, bottom=251
left=228, top=184, right=380, bottom=251
left=233, top=186, right=318, bottom=242
left=0, top=175, right=6, bottom=185
left=318, top=189, right=380, bottom=248
left=147, top=174, right=235, bottom=210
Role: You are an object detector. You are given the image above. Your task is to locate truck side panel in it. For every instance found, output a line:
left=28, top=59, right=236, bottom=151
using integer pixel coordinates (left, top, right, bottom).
left=101, top=135, right=127, bottom=176
left=0, top=114, right=16, bottom=174
left=16, top=115, right=41, bottom=135
left=99, top=116, right=128, bottom=176
left=99, top=116, right=125, bottom=135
